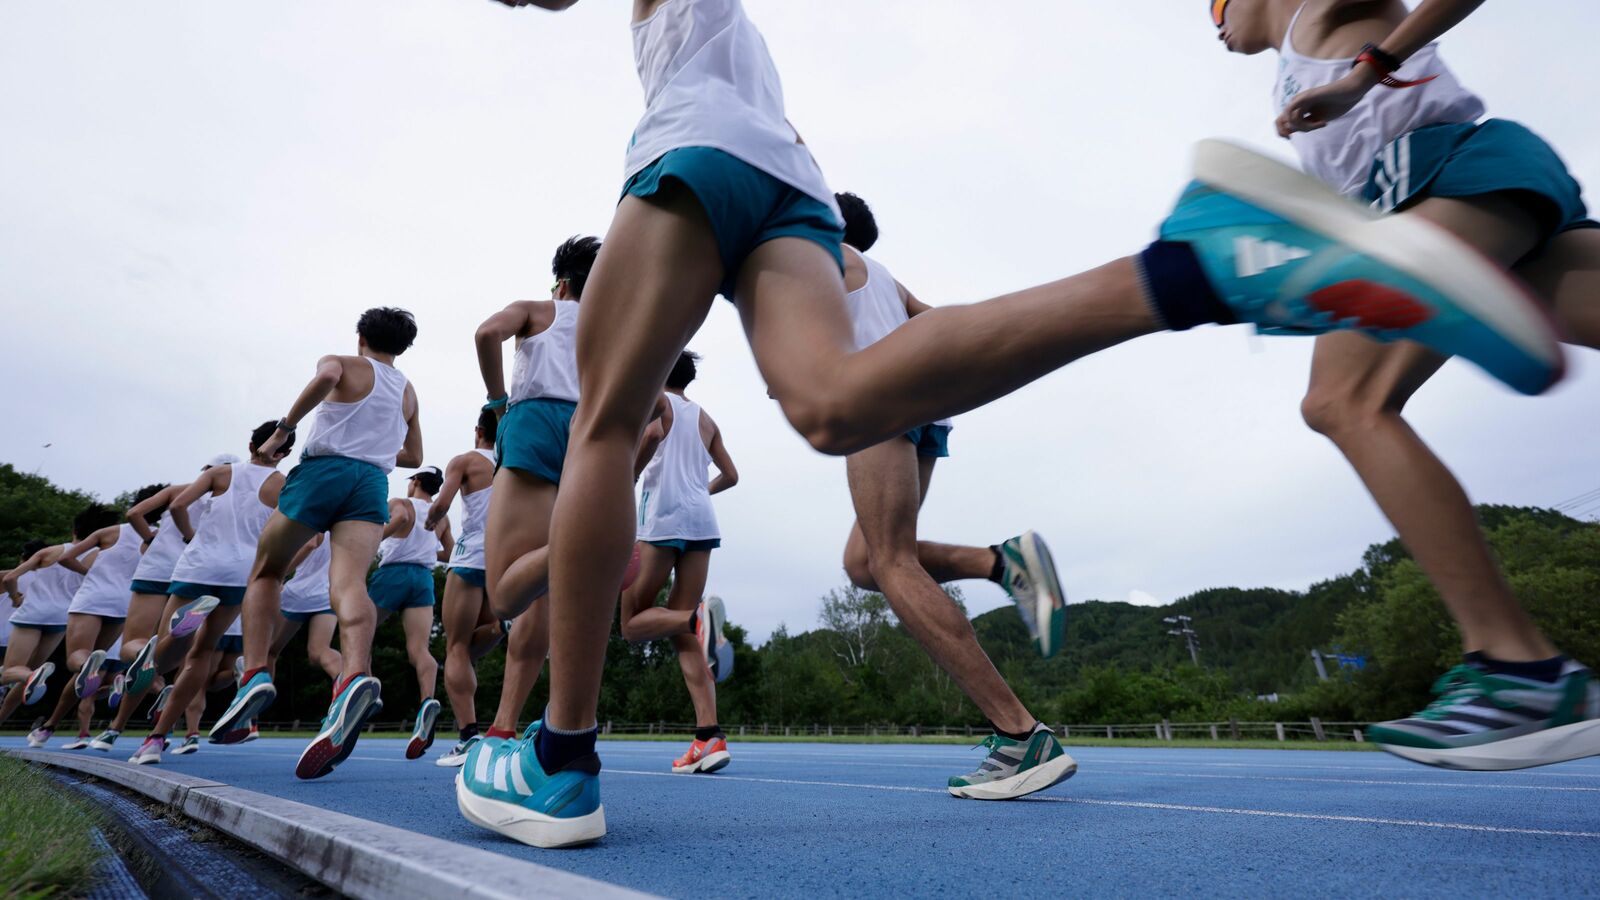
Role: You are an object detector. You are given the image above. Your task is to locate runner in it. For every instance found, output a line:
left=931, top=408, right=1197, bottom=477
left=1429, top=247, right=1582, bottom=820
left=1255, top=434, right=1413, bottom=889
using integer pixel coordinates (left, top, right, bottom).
left=272, top=532, right=342, bottom=684
left=1213, top=0, right=1600, bottom=769
left=465, top=0, right=1566, bottom=848
left=369, top=467, right=451, bottom=761
left=207, top=307, right=423, bottom=781
left=621, top=351, right=739, bottom=775
left=425, top=410, right=508, bottom=766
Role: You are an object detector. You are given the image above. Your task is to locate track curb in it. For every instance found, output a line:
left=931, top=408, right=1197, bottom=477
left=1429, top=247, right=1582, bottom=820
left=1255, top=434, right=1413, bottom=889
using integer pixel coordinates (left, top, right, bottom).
left=8, top=749, right=655, bottom=900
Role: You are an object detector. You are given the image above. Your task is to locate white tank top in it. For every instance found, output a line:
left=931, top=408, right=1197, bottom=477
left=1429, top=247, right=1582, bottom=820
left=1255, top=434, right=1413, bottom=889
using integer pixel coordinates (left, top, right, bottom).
left=845, top=248, right=950, bottom=430
left=510, top=301, right=581, bottom=404
left=0, top=582, right=12, bottom=646
left=282, top=534, right=332, bottom=612
left=1275, top=4, right=1483, bottom=198
left=449, top=448, right=497, bottom=571
left=68, top=524, right=143, bottom=617
left=300, top=357, right=410, bottom=472
left=626, top=0, right=840, bottom=222
left=638, top=394, right=720, bottom=542
left=11, top=544, right=86, bottom=627
left=132, top=499, right=209, bottom=585
left=379, top=498, right=442, bottom=567
left=171, top=463, right=276, bottom=587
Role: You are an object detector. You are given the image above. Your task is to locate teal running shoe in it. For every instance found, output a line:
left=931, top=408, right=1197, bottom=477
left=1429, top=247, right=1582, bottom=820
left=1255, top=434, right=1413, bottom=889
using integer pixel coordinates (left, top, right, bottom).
left=296, top=675, right=382, bottom=780
left=948, top=725, right=1077, bottom=800
left=74, top=650, right=107, bottom=699
left=407, top=698, right=443, bottom=760
left=126, top=639, right=158, bottom=695
left=1165, top=140, right=1564, bottom=396
left=1370, top=660, right=1600, bottom=771
left=210, top=670, right=277, bottom=744
left=455, top=725, right=605, bottom=848
left=997, top=532, right=1066, bottom=658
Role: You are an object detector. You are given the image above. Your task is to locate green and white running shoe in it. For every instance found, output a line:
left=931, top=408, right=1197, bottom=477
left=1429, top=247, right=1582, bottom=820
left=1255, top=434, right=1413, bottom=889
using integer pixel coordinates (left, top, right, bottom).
left=1370, top=660, right=1600, bottom=771
left=89, top=729, right=120, bottom=751
left=997, top=532, right=1067, bottom=658
left=62, top=734, right=92, bottom=750
left=171, top=734, right=201, bottom=756
left=436, top=735, right=481, bottom=768
left=148, top=684, right=175, bottom=721
left=948, top=725, right=1077, bottom=800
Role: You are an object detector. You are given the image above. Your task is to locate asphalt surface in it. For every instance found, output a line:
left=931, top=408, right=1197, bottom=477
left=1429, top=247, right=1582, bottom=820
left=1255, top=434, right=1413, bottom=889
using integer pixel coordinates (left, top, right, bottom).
left=9, top=735, right=1600, bottom=897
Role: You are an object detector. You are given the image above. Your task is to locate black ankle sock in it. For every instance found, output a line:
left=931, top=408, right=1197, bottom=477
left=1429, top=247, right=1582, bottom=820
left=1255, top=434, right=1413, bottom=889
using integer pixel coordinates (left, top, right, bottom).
left=534, top=714, right=598, bottom=775
left=993, top=721, right=1042, bottom=742
left=687, top=607, right=700, bottom=634
left=460, top=722, right=480, bottom=742
left=694, top=725, right=721, bottom=742
left=987, top=546, right=1005, bottom=584
left=1136, top=240, right=1237, bottom=331
left=1465, top=652, right=1567, bottom=683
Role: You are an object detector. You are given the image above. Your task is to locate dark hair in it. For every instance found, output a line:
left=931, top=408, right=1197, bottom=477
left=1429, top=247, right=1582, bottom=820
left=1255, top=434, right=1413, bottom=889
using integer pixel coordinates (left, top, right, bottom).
left=412, top=467, right=444, bottom=495
left=132, top=483, right=170, bottom=520
left=251, top=419, right=295, bottom=457
left=357, top=307, right=418, bottom=355
left=21, top=539, right=48, bottom=562
left=476, top=408, right=498, bottom=445
left=552, top=236, right=602, bottom=299
left=73, top=504, right=119, bottom=539
left=666, top=350, right=700, bottom=390
left=835, top=192, right=879, bottom=252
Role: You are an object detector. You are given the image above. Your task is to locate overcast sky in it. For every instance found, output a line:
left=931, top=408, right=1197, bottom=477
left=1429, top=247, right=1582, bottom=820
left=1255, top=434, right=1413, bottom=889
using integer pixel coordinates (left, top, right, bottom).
left=3, top=2, right=1598, bottom=643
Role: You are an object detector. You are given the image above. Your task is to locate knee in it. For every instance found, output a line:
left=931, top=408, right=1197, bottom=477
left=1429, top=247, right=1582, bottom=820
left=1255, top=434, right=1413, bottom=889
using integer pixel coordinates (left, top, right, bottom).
left=843, top=546, right=876, bottom=591
left=1300, top=383, right=1403, bottom=440
left=619, top=615, right=647, bottom=644
left=783, top=394, right=860, bottom=457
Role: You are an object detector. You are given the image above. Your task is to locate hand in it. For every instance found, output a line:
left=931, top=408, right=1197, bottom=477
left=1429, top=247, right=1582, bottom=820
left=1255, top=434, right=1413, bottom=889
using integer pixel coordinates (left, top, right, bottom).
left=424, top=508, right=443, bottom=531
left=258, top=427, right=290, bottom=459
left=1276, top=68, right=1379, bottom=137
left=9, top=591, right=22, bottom=607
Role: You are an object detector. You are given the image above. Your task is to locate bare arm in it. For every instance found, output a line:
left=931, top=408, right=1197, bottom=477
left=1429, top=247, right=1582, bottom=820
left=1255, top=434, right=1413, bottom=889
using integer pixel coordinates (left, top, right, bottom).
left=705, top=416, right=739, bottom=495
left=899, top=281, right=933, bottom=318
left=2, top=546, right=61, bottom=598
left=381, top=498, right=411, bottom=541
left=396, top=383, right=424, bottom=470
left=435, top=520, right=454, bottom=563
left=127, top=483, right=180, bottom=543
left=475, top=302, right=546, bottom=407
left=168, top=468, right=218, bottom=543
left=426, top=454, right=469, bottom=530
left=633, top=393, right=674, bottom=480
left=260, top=355, right=344, bottom=458
left=259, top=472, right=287, bottom=509
left=62, top=526, right=118, bottom=574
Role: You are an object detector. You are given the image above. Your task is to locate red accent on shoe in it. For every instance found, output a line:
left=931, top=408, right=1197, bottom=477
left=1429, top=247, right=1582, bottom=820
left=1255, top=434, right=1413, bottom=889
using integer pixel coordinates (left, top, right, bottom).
left=486, top=727, right=516, bottom=739
left=1307, top=281, right=1434, bottom=330
left=243, top=667, right=269, bottom=684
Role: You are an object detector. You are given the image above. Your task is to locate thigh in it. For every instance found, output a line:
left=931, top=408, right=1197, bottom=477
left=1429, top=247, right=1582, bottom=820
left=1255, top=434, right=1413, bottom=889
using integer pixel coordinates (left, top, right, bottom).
left=735, top=237, right=856, bottom=425
left=64, top=613, right=101, bottom=657
left=440, top=572, right=481, bottom=649
left=271, top=617, right=302, bottom=654
left=621, top=543, right=678, bottom=621
left=575, top=188, right=723, bottom=440
left=306, top=613, right=337, bottom=650
left=846, top=437, right=924, bottom=558
left=328, top=520, right=384, bottom=599
left=92, top=618, right=123, bottom=651
left=31, top=630, right=64, bottom=668
left=1518, top=227, right=1600, bottom=349
left=1306, top=331, right=1446, bottom=410
left=124, top=592, right=166, bottom=642
left=665, top=551, right=711, bottom=612
left=253, top=513, right=319, bottom=580
left=401, top=604, right=434, bottom=650
left=484, top=469, right=556, bottom=585
left=4, top=627, right=40, bottom=669
left=916, top=455, right=937, bottom=508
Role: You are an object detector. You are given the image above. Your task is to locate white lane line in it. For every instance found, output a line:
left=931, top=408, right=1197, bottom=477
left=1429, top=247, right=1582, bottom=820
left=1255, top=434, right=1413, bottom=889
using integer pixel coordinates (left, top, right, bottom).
left=604, top=768, right=1600, bottom=838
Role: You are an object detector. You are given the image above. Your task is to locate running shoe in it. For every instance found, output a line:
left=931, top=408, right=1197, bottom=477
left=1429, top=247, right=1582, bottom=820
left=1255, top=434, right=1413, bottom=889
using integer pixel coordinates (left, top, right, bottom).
left=89, top=729, right=120, bottom=752
left=948, top=725, right=1077, bottom=800
left=129, top=735, right=166, bottom=765
left=694, top=600, right=714, bottom=670
left=107, top=672, right=127, bottom=710
left=148, top=684, right=175, bottom=721
left=1165, top=140, right=1564, bottom=395
left=997, top=532, right=1067, bottom=658
left=1369, top=660, right=1600, bottom=771
left=705, top=596, right=734, bottom=684
left=172, top=735, right=201, bottom=756
left=295, top=674, right=383, bottom=780
left=233, top=656, right=245, bottom=687
left=210, top=671, right=277, bottom=743
left=241, top=724, right=259, bottom=743
left=436, top=735, right=482, bottom=768
left=74, top=649, right=108, bottom=699
left=22, top=662, right=54, bottom=706
left=167, top=595, right=221, bottom=640
left=407, top=698, right=442, bottom=760
left=126, top=639, right=158, bottom=695
left=671, top=735, right=731, bottom=774
left=25, top=726, right=53, bottom=748
left=455, top=725, right=605, bottom=848
left=62, top=734, right=92, bottom=750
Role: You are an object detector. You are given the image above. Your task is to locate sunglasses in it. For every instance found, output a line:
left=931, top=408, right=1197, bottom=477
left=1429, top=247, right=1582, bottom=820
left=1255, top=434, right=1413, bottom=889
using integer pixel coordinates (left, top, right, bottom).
left=1211, top=0, right=1229, bottom=28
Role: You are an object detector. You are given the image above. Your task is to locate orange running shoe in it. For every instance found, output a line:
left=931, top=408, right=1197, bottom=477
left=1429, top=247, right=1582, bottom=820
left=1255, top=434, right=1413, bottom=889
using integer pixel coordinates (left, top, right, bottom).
left=672, top=735, right=731, bottom=774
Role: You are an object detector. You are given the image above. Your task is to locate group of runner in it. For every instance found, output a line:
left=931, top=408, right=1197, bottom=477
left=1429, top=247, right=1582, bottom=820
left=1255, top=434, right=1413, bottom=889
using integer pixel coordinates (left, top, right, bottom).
left=6, top=0, right=1600, bottom=851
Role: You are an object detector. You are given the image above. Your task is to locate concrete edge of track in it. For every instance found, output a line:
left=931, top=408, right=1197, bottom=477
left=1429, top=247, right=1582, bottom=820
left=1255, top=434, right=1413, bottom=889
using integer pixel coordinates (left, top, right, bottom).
left=8, top=749, right=658, bottom=900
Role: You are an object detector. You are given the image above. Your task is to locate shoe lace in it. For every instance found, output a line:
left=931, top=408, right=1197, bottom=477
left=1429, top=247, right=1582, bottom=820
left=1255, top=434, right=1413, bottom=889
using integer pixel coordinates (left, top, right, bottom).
left=1416, top=664, right=1505, bottom=720
left=972, top=733, right=1005, bottom=753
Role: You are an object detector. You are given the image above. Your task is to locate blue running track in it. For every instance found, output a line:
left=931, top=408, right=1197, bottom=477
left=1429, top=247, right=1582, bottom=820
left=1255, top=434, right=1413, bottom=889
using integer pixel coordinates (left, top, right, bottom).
left=8, top=736, right=1600, bottom=897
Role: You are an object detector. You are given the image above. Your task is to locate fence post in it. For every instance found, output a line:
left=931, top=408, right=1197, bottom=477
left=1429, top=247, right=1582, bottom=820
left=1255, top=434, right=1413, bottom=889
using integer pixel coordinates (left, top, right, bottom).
left=604, top=720, right=612, bottom=735
left=1163, top=719, right=1173, bottom=741
left=1353, top=728, right=1364, bottom=743
left=1310, top=717, right=1326, bottom=741
left=762, top=724, right=769, bottom=736
left=1274, top=722, right=1285, bottom=742
left=740, top=725, right=747, bottom=736
left=292, top=720, right=300, bottom=731
left=1062, top=725, right=1070, bottom=739
left=1105, top=725, right=1113, bottom=739
left=1209, top=724, right=1219, bottom=741
left=1229, top=718, right=1240, bottom=741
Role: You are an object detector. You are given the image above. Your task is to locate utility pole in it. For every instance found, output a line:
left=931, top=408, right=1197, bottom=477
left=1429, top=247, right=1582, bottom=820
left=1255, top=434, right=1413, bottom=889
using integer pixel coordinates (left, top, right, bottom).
left=1164, top=615, right=1200, bottom=665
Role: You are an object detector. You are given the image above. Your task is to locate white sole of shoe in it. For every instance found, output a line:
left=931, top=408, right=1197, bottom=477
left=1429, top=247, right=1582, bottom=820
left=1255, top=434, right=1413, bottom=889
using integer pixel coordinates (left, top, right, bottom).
left=1016, top=531, right=1066, bottom=658
left=129, top=751, right=161, bottom=765
left=455, top=773, right=606, bottom=848
left=75, top=650, right=107, bottom=698
left=24, top=662, right=55, bottom=705
left=435, top=753, right=469, bottom=768
left=1191, top=139, right=1563, bottom=392
left=209, top=681, right=276, bottom=741
left=172, top=746, right=198, bottom=756
left=1377, top=718, right=1600, bottom=771
left=948, top=752, right=1078, bottom=800
left=90, top=741, right=116, bottom=752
